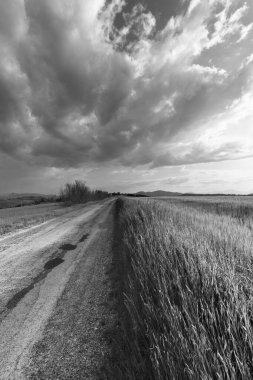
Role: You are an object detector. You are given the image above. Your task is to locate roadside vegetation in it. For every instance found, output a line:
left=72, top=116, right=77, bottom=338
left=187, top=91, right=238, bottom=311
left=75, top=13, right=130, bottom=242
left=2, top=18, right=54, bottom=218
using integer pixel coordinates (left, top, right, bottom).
left=59, top=180, right=109, bottom=203
left=158, top=195, right=253, bottom=224
left=0, top=180, right=108, bottom=237
left=112, top=196, right=253, bottom=379
left=0, top=203, right=68, bottom=237
left=0, top=194, right=57, bottom=209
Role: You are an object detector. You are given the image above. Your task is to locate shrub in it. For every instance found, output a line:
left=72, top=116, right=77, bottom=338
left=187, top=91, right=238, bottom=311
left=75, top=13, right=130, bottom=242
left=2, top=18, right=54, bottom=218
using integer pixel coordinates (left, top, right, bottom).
left=60, top=180, right=108, bottom=203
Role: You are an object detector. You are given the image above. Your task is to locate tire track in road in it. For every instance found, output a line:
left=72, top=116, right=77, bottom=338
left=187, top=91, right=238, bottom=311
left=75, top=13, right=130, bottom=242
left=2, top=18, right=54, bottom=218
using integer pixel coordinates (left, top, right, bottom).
left=0, top=202, right=107, bottom=315
left=6, top=239, right=88, bottom=312
left=0, top=200, right=114, bottom=379
left=26, top=202, right=117, bottom=380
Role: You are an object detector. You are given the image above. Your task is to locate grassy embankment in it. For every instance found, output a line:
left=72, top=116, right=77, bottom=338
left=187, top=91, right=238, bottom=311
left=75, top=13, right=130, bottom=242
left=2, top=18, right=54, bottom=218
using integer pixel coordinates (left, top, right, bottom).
left=112, top=196, right=253, bottom=379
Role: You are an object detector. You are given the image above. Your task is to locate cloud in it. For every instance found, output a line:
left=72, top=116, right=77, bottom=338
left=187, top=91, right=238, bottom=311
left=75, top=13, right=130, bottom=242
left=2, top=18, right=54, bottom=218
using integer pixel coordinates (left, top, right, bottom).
left=166, top=176, right=188, bottom=185
left=109, top=175, right=189, bottom=191
left=205, top=0, right=253, bottom=47
left=0, top=0, right=252, bottom=171
left=151, top=141, right=253, bottom=168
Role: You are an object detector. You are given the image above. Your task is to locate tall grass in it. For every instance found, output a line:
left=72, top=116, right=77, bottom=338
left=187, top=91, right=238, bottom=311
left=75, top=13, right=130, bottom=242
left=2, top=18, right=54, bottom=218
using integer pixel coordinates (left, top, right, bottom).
left=116, top=198, right=253, bottom=379
left=60, top=180, right=109, bottom=203
left=159, top=196, right=253, bottom=224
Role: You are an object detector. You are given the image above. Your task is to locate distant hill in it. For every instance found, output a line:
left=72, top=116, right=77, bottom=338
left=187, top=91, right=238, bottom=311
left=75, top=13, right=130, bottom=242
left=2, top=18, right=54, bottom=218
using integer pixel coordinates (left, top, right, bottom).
left=131, top=191, right=253, bottom=198
left=137, top=190, right=182, bottom=197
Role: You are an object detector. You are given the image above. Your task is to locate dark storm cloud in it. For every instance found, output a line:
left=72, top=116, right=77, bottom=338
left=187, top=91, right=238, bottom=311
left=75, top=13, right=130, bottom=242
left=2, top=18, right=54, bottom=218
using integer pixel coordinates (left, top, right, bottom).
left=0, top=0, right=252, bottom=170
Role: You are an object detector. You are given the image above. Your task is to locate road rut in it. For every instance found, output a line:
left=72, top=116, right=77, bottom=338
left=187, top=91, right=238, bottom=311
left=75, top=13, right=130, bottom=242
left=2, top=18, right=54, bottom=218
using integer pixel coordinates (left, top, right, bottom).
left=0, top=199, right=116, bottom=379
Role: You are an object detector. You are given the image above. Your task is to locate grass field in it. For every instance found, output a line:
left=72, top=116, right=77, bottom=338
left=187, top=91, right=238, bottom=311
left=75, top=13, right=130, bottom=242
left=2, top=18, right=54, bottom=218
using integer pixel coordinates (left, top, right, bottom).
left=113, top=195, right=253, bottom=379
left=0, top=194, right=56, bottom=209
left=156, top=195, right=253, bottom=224
left=0, top=203, right=67, bottom=236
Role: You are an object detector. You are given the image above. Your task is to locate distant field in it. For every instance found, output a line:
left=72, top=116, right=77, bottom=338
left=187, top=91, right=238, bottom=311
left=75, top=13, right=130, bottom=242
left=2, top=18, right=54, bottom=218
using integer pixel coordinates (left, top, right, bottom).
left=0, top=198, right=37, bottom=209
left=154, top=195, right=253, bottom=223
left=0, top=194, right=56, bottom=209
left=114, top=195, right=253, bottom=379
left=0, top=203, right=67, bottom=236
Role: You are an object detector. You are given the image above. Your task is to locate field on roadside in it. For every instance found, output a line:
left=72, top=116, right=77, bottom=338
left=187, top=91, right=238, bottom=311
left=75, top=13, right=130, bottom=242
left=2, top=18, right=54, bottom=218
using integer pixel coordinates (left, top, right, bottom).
left=0, top=203, right=68, bottom=237
left=0, top=194, right=56, bottom=209
left=113, top=195, right=253, bottom=379
left=156, top=195, right=253, bottom=223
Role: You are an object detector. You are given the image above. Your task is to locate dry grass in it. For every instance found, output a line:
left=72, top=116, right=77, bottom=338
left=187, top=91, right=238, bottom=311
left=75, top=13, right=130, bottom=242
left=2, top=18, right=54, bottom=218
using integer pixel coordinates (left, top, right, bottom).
left=114, top=197, right=253, bottom=379
left=0, top=194, right=57, bottom=209
left=157, top=195, right=253, bottom=224
left=0, top=203, right=67, bottom=236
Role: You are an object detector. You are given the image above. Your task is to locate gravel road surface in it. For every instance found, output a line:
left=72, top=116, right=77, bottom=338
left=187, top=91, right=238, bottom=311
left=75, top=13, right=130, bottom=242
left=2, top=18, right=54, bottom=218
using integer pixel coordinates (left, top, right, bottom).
left=0, top=199, right=116, bottom=379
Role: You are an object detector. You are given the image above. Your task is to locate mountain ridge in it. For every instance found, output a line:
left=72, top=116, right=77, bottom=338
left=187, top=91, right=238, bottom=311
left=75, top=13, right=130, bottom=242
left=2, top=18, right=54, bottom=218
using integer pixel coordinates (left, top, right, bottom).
left=137, top=190, right=182, bottom=197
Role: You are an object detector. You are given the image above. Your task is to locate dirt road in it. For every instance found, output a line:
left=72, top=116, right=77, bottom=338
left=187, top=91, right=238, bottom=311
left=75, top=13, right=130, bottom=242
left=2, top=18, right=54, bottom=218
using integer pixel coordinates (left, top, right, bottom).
left=0, top=199, right=116, bottom=379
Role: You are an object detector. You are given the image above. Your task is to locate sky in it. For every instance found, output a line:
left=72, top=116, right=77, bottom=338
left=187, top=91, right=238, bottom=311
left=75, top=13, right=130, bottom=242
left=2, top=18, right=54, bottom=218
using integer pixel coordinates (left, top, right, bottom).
left=0, top=0, right=253, bottom=194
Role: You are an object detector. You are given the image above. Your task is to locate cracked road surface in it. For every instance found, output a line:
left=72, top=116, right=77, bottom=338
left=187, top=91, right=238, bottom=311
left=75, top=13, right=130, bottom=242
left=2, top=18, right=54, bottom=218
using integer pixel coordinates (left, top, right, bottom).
left=0, top=199, right=115, bottom=379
